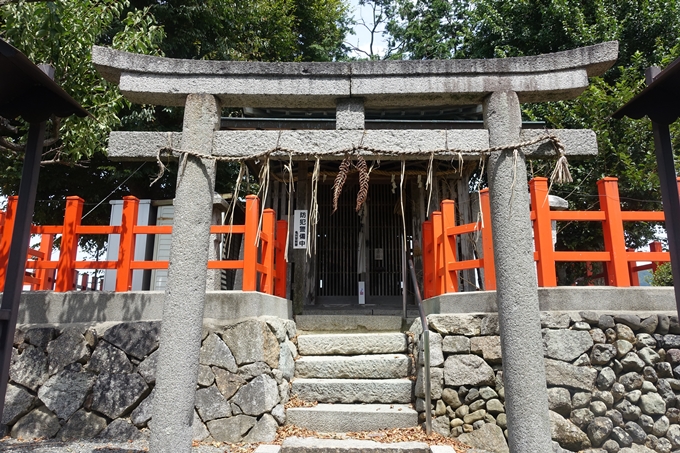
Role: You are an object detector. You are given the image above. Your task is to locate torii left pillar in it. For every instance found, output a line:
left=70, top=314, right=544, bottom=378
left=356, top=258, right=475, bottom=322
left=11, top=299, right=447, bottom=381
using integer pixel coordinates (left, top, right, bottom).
left=150, top=94, right=221, bottom=453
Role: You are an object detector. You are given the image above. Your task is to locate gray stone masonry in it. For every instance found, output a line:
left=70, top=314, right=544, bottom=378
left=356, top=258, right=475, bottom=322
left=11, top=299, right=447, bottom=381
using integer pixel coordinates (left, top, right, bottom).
left=280, top=437, right=429, bottom=453
left=483, top=90, right=553, bottom=452
left=106, top=128, right=596, bottom=162
left=91, top=42, right=617, bottom=107
left=150, top=94, right=221, bottom=453
left=335, top=98, right=365, bottom=130
left=3, top=317, right=297, bottom=444
left=296, top=333, right=407, bottom=355
left=10, top=291, right=290, bottom=325
left=294, top=354, right=409, bottom=379
left=285, top=404, right=417, bottom=433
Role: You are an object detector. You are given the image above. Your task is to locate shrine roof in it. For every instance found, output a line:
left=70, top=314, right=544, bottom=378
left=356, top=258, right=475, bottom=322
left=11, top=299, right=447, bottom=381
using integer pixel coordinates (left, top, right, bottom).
left=92, top=41, right=618, bottom=109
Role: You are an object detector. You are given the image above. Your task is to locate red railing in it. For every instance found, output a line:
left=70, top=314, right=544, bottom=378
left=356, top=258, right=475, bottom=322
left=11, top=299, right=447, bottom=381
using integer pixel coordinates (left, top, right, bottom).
left=423, top=177, right=677, bottom=297
left=0, top=194, right=287, bottom=296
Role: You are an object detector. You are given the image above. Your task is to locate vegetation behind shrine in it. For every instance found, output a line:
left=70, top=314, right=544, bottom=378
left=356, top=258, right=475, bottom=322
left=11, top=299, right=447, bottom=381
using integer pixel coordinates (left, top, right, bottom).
left=1, top=0, right=679, bottom=283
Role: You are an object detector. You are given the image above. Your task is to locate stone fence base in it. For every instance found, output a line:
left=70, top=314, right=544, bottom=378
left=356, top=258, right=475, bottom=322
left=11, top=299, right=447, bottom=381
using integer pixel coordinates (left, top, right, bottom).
left=411, top=310, right=680, bottom=452
left=3, top=316, right=296, bottom=443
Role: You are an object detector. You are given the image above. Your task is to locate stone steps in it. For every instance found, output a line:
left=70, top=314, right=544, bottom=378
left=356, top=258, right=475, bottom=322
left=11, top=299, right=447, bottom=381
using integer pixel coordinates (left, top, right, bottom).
left=295, top=315, right=403, bottom=332
left=297, top=333, right=408, bottom=355
left=292, top=378, right=412, bottom=403
left=255, top=441, right=456, bottom=453
left=288, top=323, right=417, bottom=433
left=294, top=354, right=410, bottom=379
left=286, top=404, right=418, bottom=432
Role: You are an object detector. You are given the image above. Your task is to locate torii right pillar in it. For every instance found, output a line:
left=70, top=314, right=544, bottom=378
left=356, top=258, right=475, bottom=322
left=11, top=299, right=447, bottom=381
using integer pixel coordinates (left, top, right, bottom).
left=484, top=90, right=553, bottom=452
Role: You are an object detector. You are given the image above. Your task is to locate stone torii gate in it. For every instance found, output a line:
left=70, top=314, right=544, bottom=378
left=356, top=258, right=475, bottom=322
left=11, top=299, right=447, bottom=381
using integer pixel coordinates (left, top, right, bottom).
left=92, top=41, right=618, bottom=453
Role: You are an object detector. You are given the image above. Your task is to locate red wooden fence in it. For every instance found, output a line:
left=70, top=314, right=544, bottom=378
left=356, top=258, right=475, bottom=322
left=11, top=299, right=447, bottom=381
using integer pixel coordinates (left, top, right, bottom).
left=0, top=194, right=287, bottom=297
left=423, top=177, right=678, bottom=297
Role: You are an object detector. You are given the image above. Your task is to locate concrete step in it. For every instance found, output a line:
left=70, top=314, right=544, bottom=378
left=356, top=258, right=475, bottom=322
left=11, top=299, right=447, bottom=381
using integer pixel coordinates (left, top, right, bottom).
left=279, top=437, right=430, bottom=453
left=294, top=354, right=410, bottom=379
left=292, top=378, right=412, bottom=403
left=297, top=333, right=408, bottom=356
left=286, top=403, right=418, bottom=432
left=295, top=315, right=403, bottom=333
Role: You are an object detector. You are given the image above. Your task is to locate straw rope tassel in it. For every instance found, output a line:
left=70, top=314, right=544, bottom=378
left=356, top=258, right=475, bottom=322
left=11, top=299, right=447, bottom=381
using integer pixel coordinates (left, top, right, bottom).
left=308, top=157, right=321, bottom=257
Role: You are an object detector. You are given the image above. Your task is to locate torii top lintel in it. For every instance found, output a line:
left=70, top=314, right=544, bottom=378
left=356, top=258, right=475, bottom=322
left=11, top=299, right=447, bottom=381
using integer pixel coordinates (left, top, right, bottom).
left=92, top=42, right=618, bottom=109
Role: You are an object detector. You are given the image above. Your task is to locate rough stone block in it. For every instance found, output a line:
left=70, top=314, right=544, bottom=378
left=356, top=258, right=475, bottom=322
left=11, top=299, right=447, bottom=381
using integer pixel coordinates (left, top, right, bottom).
left=470, top=336, right=502, bottom=363
left=56, top=409, right=107, bottom=441
left=545, top=358, right=597, bottom=392
left=549, top=410, right=591, bottom=451
left=102, top=321, right=160, bottom=360
left=136, top=348, right=158, bottom=384
left=10, top=344, right=48, bottom=391
left=195, top=385, right=232, bottom=421
left=442, top=335, right=470, bottom=354
left=207, top=414, right=256, bottom=443
left=543, top=329, right=593, bottom=362
left=200, top=332, right=238, bottom=372
left=231, top=375, right=279, bottom=416
left=221, top=319, right=279, bottom=368
left=97, top=418, right=144, bottom=440
left=89, top=373, right=149, bottom=419
left=415, top=367, right=443, bottom=400
left=457, top=423, right=509, bottom=453
left=2, top=383, right=34, bottom=425
left=244, top=413, right=278, bottom=443
left=444, top=355, right=495, bottom=387
left=10, top=406, right=60, bottom=440
left=38, top=369, right=96, bottom=420
left=429, top=315, right=482, bottom=336
left=213, top=367, right=246, bottom=400
left=87, top=341, right=133, bottom=374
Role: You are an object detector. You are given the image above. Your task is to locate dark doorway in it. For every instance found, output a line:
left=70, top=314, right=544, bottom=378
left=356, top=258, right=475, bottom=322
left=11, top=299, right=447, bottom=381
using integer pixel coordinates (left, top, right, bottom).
left=315, top=181, right=410, bottom=305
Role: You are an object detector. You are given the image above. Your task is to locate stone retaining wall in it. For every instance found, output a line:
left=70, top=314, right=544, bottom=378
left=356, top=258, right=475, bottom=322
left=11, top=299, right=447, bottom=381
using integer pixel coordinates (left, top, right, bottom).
left=410, top=311, right=680, bottom=453
left=2, top=316, right=296, bottom=443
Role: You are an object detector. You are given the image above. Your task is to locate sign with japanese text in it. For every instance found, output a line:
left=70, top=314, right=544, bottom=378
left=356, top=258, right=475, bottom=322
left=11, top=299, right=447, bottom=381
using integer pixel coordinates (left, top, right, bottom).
left=293, top=210, right=308, bottom=249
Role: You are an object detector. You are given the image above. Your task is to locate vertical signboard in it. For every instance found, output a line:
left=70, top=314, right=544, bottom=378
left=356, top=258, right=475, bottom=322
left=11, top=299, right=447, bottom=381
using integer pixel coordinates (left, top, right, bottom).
left=293, top=210, right=308, bottom=249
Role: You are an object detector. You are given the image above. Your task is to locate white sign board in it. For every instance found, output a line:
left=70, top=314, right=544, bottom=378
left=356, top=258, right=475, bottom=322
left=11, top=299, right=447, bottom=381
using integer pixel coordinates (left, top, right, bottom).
left=358, top=281, right=365, bottom=305
left=293, top=210, right=308, bottom=249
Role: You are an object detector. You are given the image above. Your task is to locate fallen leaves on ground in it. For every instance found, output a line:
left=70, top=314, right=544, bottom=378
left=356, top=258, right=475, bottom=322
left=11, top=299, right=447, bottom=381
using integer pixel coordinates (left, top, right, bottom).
left=284, top=394, right=317, bottom=408
left=273, top=425, right=471, bottom=452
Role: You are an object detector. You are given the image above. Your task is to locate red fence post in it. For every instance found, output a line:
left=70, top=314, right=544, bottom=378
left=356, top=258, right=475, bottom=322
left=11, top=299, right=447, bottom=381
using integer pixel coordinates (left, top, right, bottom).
left=440, top=200, right=459, bottom=293
left=479, top=189, right=496, bottom=291
left=432, top=210, right=444, bottom=296
left=242, top=195, right=259, bottom=291
left=0, top=197, right=18, bottom=291
left=55, top=196, right=84, bottom=292
left=598, top=177, right=630, bottom=286
left=115, top=196, right=139, bottom=292
left=260, top=208, right=276, bottom=294
left=530, top=177, right=557, bottom=286
left=36, top=233, right=55, bottom=290
left=274, top=220, right=288, bottom=298
left=422, top=220, right=435, bottom=299
left=650, top=241, right=663, bottom=273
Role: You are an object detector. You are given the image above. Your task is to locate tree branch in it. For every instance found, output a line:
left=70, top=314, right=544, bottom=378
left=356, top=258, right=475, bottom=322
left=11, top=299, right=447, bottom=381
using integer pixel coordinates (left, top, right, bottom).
left=0, top=136, right=25, bottom=152
left=0, top=0, right=45, bottom=6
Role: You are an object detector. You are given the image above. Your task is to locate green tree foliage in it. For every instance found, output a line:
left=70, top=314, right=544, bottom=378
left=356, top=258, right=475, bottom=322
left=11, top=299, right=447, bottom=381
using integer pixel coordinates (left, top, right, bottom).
left=378, top=0, right=680, bottom=283
left=124, top=0, right=349, bottom=62
left=0, top=0, right=350, bottom=230
left=648, top=262, right=673, bottom=286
